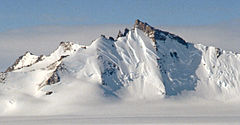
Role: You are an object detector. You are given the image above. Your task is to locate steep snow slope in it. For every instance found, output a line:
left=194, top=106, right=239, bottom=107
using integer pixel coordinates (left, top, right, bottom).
left=195, top=45, right=240, bottom=100
left=1, top=20, right=240, bottom=115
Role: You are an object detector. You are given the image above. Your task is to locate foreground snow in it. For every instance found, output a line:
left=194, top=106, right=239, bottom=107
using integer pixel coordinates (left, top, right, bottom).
left=1, top=115, right=240, bottom=125
left=1, top=100, right=240, bottom=124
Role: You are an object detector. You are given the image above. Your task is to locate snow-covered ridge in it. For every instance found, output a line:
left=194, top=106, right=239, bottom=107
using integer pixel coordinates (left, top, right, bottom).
left=1, top=19, right=240, bottom=112
left=5, top=51, right=40, bottom=72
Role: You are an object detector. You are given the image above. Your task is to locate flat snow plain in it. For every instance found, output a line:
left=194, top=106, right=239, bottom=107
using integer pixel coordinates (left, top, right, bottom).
left=1, top=99, right=240, bottom=125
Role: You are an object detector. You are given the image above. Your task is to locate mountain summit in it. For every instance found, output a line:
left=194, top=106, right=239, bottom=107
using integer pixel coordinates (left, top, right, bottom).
left=1, top=20, right=240, bottom=107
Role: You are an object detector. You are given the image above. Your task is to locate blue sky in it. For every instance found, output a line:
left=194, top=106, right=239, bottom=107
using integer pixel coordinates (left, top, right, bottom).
left=0, top=0, right=240, bottom=32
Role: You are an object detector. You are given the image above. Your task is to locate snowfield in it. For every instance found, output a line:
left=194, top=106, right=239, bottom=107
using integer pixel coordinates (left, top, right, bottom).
left=1, top=100, right=240, bottom=124
left=1, top=20, right=240, bottom=124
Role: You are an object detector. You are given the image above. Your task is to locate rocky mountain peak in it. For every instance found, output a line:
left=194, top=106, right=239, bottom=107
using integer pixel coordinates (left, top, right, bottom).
left=134, top=19, right=154, bottom=34
left=59, top=42, right=75, bottom=52
left=134, top=19, right=188, bottom=47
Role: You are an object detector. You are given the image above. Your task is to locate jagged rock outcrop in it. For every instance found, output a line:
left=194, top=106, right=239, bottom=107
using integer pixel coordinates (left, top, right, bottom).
left=109, top=37, right=114, bottom=41
left=36, top=55, right=46, bottom=62
left=134, top=19, right=188, bottom=48
left=38, top=56, right=69, bottom=88
left=46, top=63, right=68, bottom=86
left=117, top=30, right=123, bottom=38
left=59, top=41, right=77, bottom=52
left=123, top=28, right=129, bottom=36
left=117, top=28, right=130, bottom=39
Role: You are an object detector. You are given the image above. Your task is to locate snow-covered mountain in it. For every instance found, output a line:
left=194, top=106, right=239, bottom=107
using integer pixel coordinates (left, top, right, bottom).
left=1, top=20, right=240, bottom=113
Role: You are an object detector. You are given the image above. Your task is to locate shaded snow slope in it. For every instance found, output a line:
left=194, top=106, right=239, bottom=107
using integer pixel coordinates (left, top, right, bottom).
left=1, top=20, right=240, bottom=115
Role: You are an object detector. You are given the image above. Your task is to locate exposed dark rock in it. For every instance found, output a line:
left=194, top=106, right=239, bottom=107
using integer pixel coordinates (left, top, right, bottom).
left=47, top=55, right=69, bottom=70
left=81, top=46, right=87, bottom=49
left=170, top=52, right=179, bottom=59
left=101, top=34, right=116, bottom=41
left=45, top=63, right=68, bottom=86
left=173, top=52, right=178, bottom=58
left=134, top=19, right=154, bottom=34
left=117, top=28, right=129, bottom=39
left=36, top=55, right=46, bottom=62
left=59, top=42, right=75, bottom=52
left=117, top=30, right=123, bottom=38
left=46, top=91, right=53, bottom=95
left=134, top=19, right=188, bottom=47
left=109, top=37, right=114, bottom=41
left=216, top=48, right=222, bottom=58
left=123, top=28, right=129, bottom=36
left=60, top=55, right=69, bottom=60
left=46, top=71, right=60, bottom=85
left=0, top=72, right=7, bottom=83
left=38, top=54, right=69, bottom=88
left=101, top=35, right=106, bottom=38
